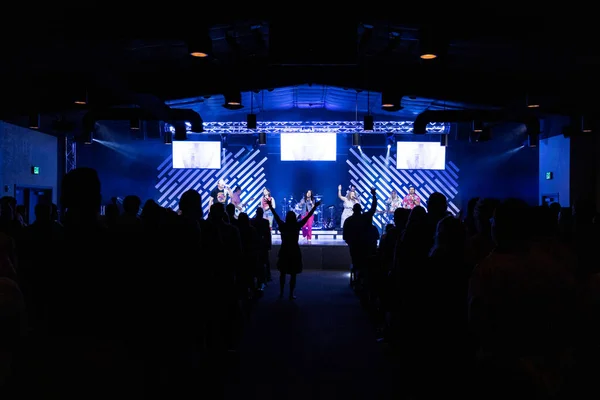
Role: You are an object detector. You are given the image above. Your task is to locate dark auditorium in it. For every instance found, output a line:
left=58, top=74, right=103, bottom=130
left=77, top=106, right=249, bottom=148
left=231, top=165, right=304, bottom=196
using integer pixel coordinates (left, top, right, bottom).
left=1, top=9, right=600, bottom=400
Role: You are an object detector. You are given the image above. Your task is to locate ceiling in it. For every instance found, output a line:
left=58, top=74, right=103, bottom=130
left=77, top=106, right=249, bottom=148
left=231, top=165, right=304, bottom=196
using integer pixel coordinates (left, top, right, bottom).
left=2, top=10, right=600, bottom=120
left=167, top=85, right=492, bottom=120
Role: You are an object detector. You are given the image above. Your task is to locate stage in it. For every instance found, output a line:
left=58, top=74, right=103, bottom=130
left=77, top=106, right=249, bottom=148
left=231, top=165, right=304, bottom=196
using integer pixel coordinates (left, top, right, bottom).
left=269, top=230, right=351, bottom=271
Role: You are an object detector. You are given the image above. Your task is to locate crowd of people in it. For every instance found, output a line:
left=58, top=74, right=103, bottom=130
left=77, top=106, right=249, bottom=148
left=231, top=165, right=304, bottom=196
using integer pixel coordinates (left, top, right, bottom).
left=0, top=167, right=275, bottom=398
left=1, top=166, right=599, bottom=399
left=344, top=190, right=600, bottom=398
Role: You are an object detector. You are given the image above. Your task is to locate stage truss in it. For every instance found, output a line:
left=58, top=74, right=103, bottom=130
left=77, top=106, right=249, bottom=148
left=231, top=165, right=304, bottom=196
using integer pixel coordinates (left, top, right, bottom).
left=65, top=136, right=77, bottom=173
left=170, top=120, right=450, bottom=135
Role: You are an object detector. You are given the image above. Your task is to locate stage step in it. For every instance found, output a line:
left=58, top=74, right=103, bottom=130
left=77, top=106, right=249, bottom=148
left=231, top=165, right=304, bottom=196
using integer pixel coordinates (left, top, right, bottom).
left=272, top=230, right=343, bottom=240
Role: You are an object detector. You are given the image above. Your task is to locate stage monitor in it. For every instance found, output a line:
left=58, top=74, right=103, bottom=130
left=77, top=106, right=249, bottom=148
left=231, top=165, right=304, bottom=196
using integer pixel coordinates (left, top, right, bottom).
left=280, top=132, right=337, bottom=161
left=396, top=141, right=446, bottom=170
left=172, top=141, right=221, bottom=169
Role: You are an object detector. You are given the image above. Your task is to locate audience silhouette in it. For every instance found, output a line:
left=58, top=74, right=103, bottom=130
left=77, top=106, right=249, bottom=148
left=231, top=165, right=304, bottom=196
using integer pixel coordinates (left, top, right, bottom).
left=0, top=168, right=598, bottom=399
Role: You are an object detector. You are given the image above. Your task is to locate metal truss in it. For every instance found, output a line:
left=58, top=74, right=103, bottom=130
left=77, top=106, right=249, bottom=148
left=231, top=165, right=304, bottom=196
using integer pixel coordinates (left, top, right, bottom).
left=65, top=136, right=77, bottom=173
left=169, top=120, right=449, bottom=134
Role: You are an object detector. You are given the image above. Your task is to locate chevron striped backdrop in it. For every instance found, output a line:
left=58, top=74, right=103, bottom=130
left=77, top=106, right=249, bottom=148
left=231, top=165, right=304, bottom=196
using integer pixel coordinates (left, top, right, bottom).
left=347, top=148, right=460, bottom=230
left=155, top=147, right=267, bottom=217
left=154, top=146, right=460, bottom=226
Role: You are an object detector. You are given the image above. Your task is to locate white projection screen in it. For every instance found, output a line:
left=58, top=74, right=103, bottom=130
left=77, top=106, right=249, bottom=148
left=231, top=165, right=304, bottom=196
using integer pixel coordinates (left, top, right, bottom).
left=396, top=141, right=446, bottom=170
left=280, top=133, right=337, bottom=161
left=172, top=141, right=221, bottom=169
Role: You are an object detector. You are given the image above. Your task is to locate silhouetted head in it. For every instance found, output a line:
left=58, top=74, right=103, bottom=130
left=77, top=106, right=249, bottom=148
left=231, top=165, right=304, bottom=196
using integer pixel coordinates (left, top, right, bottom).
left=352, top=203, right=362, bottom=214
left=255, top=207, right=264, bottom=219
left=407, top=205, right=427, bottom=226
left=491, top=198, right=530, bottom=249
left=434, top=215, right=465, bottom=250
left=393, top=208, right=410, bottom=230
left=141, top=199, right=161, bottom=222
left=179, top=189, right=202, bottom=218
left=238, top=212, right=250, bottom=226
left=428, top=192, right=447, bottom=217
left=210, top=203, right=225, bottom=221
left=34, top=203, right=52, bottom=222
left=123, top=195, right=141, bottom=215
left=61, top=167, right=101, bottom=213
left=226, top=203, right=236, bottom=218
left=285, top=211, right=297, bottom=224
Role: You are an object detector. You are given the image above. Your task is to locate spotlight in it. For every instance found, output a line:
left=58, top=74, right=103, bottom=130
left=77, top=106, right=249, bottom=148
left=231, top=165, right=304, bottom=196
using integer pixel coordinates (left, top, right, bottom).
left=81, top=130, right=93, bottom=144
left=528, top=134, right=538, bottom=147
left=352, top=133, right=361, bottom=147
left=385, top=132, right=395, bottom=147
left=221, top=134, right=228, bottom=149
left=28, top=113, right=40, bottom=129
left=188, top=32, right=212, bottom=58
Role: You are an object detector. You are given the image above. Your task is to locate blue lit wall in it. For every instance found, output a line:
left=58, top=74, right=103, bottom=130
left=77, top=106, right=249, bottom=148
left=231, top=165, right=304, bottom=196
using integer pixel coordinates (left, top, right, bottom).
left=452, top=122, right=539, bottom=208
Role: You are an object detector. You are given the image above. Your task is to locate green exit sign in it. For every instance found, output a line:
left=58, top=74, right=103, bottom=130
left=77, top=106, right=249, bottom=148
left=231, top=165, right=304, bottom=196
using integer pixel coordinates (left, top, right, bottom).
left=31, top=166, right=40, bottom=175
left=545, top=172, right=553, bottom=180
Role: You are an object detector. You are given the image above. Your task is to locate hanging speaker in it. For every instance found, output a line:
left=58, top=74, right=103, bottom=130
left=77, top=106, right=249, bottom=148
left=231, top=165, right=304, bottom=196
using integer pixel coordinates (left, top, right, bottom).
left=352, top=133, right=361, bottom=146
left=440, top=135, right=448, bottom=147
left=247, top=113, right=257, bottom=129
left=258, top=132, right=266, bottom=145
left=363, top=115, right=373, bottom=131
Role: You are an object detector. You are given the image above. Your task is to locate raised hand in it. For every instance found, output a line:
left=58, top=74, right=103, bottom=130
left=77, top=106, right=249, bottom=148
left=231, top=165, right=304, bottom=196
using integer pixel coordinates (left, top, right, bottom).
left=266, top=199, right=273, bottom=208
left=370, top=187, right=376, bottom=195
left=315, top=200, right=322, bottom=207
left=338, top=185, right=342, bottom=191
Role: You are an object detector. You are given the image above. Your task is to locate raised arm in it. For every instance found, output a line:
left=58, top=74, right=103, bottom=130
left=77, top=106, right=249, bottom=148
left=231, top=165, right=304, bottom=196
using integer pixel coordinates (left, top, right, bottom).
left=271, top=197, right=276, bottom=209
left=267, top=199, right=284, bottom=227
left=299, top=200, right=321, bottom=227
left=337, top=185, right=346, bottom=201
left=365, top=188, right=377, bottom=218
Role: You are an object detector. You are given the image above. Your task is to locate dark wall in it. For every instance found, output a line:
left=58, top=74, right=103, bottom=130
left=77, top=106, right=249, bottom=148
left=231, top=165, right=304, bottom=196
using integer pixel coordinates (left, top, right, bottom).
left=453, top=122, right=539, bottom=208
left=0, top=121, right=59, bottom=203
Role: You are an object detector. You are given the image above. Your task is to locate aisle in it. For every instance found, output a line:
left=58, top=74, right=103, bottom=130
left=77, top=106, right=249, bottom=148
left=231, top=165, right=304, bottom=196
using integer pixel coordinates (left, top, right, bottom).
left=226, top=270, right=398, bottom=400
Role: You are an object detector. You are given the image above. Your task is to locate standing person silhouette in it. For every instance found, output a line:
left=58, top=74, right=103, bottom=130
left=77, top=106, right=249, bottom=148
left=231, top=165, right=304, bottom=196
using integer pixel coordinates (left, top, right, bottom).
left=266, top=198, right=320, bottom=299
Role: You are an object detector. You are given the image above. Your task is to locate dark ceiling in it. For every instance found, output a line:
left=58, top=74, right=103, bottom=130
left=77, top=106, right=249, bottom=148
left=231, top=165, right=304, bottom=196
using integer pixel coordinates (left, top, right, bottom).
left=1, top=10, right=599, bottom=119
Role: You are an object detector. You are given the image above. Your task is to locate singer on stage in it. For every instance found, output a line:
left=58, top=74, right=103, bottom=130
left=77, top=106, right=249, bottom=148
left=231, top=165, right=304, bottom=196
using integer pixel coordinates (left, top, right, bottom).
left=261, top=188, right=275, bottom=228
left=298, top=189, right=316, bottom=243
left=338, top=184, right=360, bottom=228
left=402, top=186, right=421, bottom=209
left=386, top=190, right=402, bottom=212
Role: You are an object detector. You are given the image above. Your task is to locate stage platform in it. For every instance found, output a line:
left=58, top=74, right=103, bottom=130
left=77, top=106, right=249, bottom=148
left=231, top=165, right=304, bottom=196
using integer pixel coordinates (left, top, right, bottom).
left=269, top=230, right=351, bottom=271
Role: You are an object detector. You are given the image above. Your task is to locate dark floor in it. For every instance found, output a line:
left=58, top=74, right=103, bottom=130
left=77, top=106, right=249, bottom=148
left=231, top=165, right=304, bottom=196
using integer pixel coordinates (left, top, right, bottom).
left=225, top=270, right=399, bottom=400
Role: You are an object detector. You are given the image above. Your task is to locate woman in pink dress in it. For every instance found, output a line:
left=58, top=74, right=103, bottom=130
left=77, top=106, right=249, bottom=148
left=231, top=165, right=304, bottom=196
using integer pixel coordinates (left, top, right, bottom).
left=298, top=190, right=316, bottom=243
